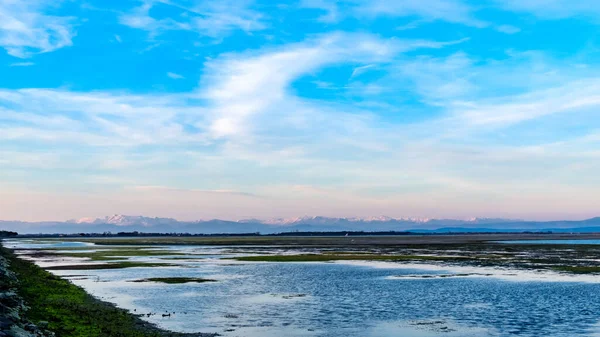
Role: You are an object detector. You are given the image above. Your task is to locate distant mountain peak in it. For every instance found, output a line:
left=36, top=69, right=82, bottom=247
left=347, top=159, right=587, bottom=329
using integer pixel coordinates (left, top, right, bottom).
left=260, top=215, right=436, bottom=225
left=68, top=214, right=179, bottom=227
left=67, top=217, right=96, bottom=224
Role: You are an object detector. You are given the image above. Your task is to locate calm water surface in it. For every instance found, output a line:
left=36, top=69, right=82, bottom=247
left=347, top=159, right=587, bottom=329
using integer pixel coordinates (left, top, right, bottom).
left=498, top=239, right=600, bottom=245
left=8, top=240, right=600, bottom=337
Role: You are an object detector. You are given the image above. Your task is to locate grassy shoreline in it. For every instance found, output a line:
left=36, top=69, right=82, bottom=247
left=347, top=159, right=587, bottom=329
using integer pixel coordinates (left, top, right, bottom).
left=0, top=246, right=217, bottom=337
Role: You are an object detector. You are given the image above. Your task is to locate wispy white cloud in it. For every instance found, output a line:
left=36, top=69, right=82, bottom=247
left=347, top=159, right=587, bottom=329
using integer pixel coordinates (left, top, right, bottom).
left=355, top=0, right=488, bottom=27
left=0, top=150, right=61, bottom=168
left=189, top=0, right=266, bottom=37
left=385, top=48, right=592, bottom=110
left=9, top=61, right=34, bottom=67
left=300, top=0, right=340, bottom=23
left=498, top=0, right=600, bottom=20
left=0, top=0, right=75, bottom=58
left=396, top=20, right=426, bottom=31
left=302, top=0, right=533, bottom=34
left=350, top=64, right=377, bottom=78
left=119, top=1, right=189, bottom=37
left=303, top=0, right=600, bottom=28
left=302, top=0, right=488, bottom=27
left=120, top=0, right=265, bottom=39
left=398, top=51, right=476, bottom=103
left=495, top=24, right=521, bottom=34
left=167, top=72, right=184, bottom=79
left=199, top=33, right=467, bottom=139
left=131, top=185, right=260, bottom=197
left=0, top=88, right=208, bottom=147
left=452, top=79, right=600, bottom=128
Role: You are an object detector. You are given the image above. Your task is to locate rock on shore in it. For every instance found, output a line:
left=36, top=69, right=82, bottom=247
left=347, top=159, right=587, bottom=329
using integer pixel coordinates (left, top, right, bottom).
left=0, top=255, right=55, bottom=337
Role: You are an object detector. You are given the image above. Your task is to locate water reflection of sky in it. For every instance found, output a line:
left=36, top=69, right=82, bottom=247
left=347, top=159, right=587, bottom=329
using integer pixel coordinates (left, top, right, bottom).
left=3, top=240, right=93, bottom=249
left=9, top=240, right=600, bottom=337
left=497, top=240, right=600, bottom=245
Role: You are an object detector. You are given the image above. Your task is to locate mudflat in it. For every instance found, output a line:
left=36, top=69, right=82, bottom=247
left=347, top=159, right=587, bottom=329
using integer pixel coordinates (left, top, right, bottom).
left=43, top=233, right=600, bottom=246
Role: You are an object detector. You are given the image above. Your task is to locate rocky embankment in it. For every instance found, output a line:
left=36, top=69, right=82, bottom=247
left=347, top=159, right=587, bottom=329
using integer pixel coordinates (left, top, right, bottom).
left=1, top=245, right=218, bottom=337
left=0, top=255, right=55, bottom=337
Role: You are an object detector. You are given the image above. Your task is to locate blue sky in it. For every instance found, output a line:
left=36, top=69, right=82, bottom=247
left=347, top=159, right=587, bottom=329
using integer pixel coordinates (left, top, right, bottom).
left=2, top=0, right=600, bottom=222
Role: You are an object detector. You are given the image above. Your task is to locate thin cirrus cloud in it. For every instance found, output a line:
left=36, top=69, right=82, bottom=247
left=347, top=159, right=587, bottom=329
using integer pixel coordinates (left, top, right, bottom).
left=303, top=0, right=489, bottom=29
left=0, top=0, right=75, bottom=58
left=301, top=0, right=589, bottom=34
left=119, top=0, right=266, bottom=39
left=167, top=72, right=185, bottom=79
left=1, top=32, right=455, bottom=144
left=355, top=0, right=488, bottom=27
left=498, top=0, right=600, bottom=19
left=9, top=62, right=35, bottom=67
left=199, top=33, right=471, bottom=139
left=495, top=24, right=521, bottom=34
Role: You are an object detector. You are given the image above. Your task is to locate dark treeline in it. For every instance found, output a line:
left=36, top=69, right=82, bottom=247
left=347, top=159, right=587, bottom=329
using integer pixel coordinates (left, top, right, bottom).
left=0, top=230, right=18, bottom=237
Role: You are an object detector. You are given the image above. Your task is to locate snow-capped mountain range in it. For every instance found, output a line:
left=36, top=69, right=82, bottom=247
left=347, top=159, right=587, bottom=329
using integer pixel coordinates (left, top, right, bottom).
left=68, top=215, right=180, bottom=227
left=261, top=216, right=433, bottom=225
left=3, top=214, right=600, bottom=234
left=66, top=214, right=517, bottom=227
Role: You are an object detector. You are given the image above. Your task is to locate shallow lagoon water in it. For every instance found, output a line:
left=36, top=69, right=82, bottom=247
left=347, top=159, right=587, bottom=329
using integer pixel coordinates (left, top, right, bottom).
left=10, top=240, right=600, bottom=336
left=4, top=240, right=94, bottom=249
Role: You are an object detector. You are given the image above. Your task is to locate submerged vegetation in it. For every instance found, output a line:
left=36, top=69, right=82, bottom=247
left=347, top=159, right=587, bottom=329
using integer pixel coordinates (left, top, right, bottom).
left=45, top=262, right=175, bottom=271
left=232, top=253, right=472, bottom=262
left=232, top=252, right=600, bottom=274
left=20, top=248, right=187, bottom=261
left=0, top=247, right=215, bottom=337
left=551, top=266, right=600, bottom=274
left=131, top=277, right=217, bottom=284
